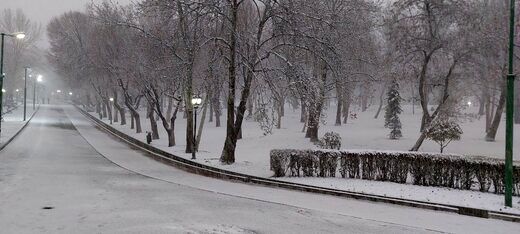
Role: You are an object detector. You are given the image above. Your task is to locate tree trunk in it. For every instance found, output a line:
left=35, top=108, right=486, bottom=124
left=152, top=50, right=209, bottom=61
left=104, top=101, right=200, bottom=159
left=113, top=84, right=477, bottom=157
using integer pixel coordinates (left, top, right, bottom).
left=220, top=0, right=239, bottom=164
left=102, top=101, right=107, bottom=118
left=478, top=92, right=486, bottom=116
left=166, top=97, right=173, bottom=121
left=118, top=107, right=126, bottom=125
left=148, top=106, right=159, bottom=140
left=134, top=112, right=142, bottom=133
left=343, top=88, right=351, bottom=124
left=305, top=110, right=320, bottom=141
left=113, top=92, right=126, bottom=125
left=96, top=100, right=102, bottom=119
left=374, top=84, right=386, bottom=119
left=305, top=60, right=327, bottom=142
left=300, top=98, right=306, bottom=123
left=410, top=131, right=427, bottom=151
left=485, top=93, right=491, bottom=131
left=130, top=112, right=135, bottom=129
left=209, top=93, right=214, bottom=123
left=335, top=83, right=342, bottom=126
left=105, top=101, right=112, bottom=122
left=196, top=95, right=208, bottom=150
left=276, top=97, right=284, bottom=129
left=247, top=95, right=253, bottom=119
left=486, top=85, right=506, bottom=141
left=215, top=99, right=221, bottom=127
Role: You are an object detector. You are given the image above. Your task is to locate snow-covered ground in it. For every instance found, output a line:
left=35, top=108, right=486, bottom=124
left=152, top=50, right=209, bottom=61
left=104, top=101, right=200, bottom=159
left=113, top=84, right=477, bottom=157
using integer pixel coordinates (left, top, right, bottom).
left=89, top=103, right=520, bottom=213
left=0, top=103, right=37, bottom=148
left=3, top=105, right=502, bottom=233
left=92, top=103, right=519, bottom=177
left=63, top=105, right=520, bottom=233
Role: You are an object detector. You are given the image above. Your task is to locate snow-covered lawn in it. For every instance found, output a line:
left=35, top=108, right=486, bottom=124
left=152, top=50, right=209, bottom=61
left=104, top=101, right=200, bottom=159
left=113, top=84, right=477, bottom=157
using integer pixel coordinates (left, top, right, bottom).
left=92, top=104, right=519, bottom=176
left=87, top=103, right=520, bottom=213
left=0, top=103, right=37, bottom=147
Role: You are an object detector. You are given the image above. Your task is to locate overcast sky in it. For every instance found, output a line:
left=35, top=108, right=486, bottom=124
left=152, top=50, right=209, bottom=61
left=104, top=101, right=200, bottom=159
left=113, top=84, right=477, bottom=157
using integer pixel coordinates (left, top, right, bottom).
left=2, top=0, right=133, bottom=47
left=1, top=0, right=134, bottom=90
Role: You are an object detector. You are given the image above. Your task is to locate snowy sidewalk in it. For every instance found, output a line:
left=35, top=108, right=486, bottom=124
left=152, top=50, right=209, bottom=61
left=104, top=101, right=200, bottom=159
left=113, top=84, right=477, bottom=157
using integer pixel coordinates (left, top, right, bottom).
left=0, top=103, right=37, bottom=149
left=65, top=105, right=520, bottom=233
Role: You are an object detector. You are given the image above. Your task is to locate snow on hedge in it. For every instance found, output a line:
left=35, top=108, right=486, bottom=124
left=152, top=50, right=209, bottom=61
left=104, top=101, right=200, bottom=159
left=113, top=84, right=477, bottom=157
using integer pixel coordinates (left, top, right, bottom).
left=270, top=149, right=520, bottom=195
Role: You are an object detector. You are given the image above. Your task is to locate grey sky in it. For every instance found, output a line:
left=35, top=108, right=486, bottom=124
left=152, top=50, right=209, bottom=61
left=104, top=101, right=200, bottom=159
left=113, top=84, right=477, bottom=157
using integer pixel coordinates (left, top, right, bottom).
left=2, top=0, right=133, bottom=47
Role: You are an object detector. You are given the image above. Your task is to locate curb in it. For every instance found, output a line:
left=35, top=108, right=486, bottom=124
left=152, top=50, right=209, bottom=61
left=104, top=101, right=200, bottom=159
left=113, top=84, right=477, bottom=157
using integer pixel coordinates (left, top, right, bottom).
left=0, top=106, right=40, bottom=151
left=76, top=106, right=520, bottom=223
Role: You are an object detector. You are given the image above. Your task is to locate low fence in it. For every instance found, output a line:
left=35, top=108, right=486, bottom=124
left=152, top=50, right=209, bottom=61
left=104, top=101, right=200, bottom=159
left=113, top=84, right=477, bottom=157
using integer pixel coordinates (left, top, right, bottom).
left=271, top=149, right=520, bottom=196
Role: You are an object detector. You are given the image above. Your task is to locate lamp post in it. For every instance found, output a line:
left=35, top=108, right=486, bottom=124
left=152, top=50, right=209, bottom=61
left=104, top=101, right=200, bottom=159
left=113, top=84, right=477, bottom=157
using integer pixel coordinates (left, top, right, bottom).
left=0, top=31, right=25, bottom=135
left=23, top=67, right=29, bottom=121
left=191, top=96, right=202, bottom=159
left=33, top=75, right=42, bottom=110
left=505, top=0, right=516, bottom=208
left=109, top=97, right=114, bottom=125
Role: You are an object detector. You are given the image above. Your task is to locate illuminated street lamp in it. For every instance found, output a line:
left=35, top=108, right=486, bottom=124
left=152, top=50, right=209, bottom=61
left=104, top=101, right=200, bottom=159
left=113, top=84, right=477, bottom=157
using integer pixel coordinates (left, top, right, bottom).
left=1, top=31, right=25, bottom=135
left=109, top=97, right=114, bottom=125
left=33, top=75, right=42, bottom=110
left=69, top=92, right=73, bottom=96
left=191, top=95, right=202, bottom=160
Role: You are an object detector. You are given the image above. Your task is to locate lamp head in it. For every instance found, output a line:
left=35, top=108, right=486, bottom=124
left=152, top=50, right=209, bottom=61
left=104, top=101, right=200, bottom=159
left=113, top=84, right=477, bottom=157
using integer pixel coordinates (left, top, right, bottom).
left=15, top=33, right=26, bottom=39
left=37, top=75, right=43, bottom=82
left=191, top=96, right=202, bottom=107
left=109, top=97, right=114, bottom=102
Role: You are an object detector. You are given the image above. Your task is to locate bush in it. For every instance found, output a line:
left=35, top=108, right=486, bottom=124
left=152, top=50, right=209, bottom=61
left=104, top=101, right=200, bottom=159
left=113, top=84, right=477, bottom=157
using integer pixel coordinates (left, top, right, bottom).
left=270, top=149, right=520, bottom=196
left=317, top=132, right=342, bottom=150
left=425, top=117, right=463, bottom=153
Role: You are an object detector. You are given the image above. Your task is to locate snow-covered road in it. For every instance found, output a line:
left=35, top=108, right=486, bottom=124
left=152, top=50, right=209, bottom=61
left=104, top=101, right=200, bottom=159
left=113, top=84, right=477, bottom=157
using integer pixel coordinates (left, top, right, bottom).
left=0, top=105, right=518, bottom=233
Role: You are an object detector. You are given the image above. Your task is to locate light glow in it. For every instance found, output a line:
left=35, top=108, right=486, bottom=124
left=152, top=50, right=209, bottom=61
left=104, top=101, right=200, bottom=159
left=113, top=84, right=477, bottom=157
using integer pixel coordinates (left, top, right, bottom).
left=15, top=32, right=26, bottom=39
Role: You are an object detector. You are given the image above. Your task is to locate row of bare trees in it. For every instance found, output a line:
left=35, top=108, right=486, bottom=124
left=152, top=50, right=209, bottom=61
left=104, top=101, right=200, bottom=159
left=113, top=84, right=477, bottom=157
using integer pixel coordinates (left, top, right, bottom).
left=47, top=0, right=519, bottom=164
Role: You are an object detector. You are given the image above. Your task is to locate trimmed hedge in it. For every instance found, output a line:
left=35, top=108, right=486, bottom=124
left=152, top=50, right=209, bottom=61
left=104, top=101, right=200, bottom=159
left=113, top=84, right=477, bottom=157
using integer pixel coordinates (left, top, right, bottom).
left=270, top=149, right=520, bottom=196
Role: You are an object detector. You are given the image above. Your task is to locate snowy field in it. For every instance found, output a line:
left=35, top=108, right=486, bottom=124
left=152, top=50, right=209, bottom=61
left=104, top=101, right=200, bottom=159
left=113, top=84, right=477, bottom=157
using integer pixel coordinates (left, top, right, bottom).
left=88, top=103, right=520, bottom=213
left=0, top=103, right=37, bottom=147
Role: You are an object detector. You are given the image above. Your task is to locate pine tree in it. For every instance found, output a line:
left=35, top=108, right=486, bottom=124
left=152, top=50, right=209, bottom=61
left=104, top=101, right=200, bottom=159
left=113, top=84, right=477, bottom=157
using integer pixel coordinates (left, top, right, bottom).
left=384, top=80, right=403, bottom=139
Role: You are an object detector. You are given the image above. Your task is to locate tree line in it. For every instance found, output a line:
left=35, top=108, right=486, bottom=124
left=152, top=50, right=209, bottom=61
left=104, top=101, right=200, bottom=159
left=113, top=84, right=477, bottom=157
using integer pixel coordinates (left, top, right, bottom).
left=47, top=0, right=520, bottom=164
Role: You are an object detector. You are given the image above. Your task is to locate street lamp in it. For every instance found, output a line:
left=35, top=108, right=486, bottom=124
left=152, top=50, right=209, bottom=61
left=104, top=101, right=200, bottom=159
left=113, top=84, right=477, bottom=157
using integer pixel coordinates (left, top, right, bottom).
left=109, top=97, right=114, bottom=125
left=504, top=0, right=516, bottom=207
left=191, top=95, right=202, bottom=160
left=69, top=92, right=73, bottom=96
left=1, top=31, right=25, bottom=135
left=33, top=75, right=42, bottom=110
left=23, top=67, right=29, bottom=121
